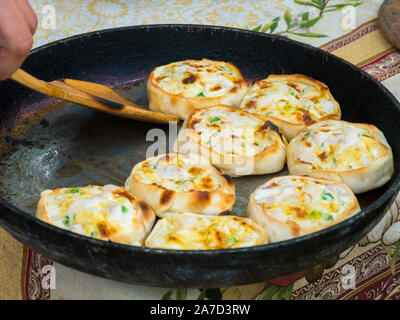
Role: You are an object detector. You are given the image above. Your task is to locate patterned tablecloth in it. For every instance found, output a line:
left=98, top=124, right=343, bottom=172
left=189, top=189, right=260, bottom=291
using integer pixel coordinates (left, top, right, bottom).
left=1, top=0, right=400, bottom=300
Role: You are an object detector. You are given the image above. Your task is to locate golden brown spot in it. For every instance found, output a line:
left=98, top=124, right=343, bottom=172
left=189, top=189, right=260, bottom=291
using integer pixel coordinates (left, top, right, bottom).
left=287, top=82, right=300, bottom=92
left=318, top=151, right=328, bottom=161
left=138, top=201, right=150, bottom=218
left=302, top=111, right=315, bottom=125
left=114, top=189, right=136, bottom=203
left=305, top=141, right=312, bottom=148
left=155, top=75, right=167, bottom=82
left=245, top=100, right=256, bottom=109
left=97, top=222, right=116, bottom=237
left=182, top=74, right=197, bottom=84
left=188, top=167, right=204, bottom=176
left=287, top=220, right=301, bottom=237
left=199, top=176, right=214, bottom=190
left=210, top=85, right=222, bottom=91
left=267, top=182, right=278, bottom=188
left=230, top=86, right=239, bottom=93
left=160, top=190, right=174, bottom=205
left=259, top=81, right=272, bottom=89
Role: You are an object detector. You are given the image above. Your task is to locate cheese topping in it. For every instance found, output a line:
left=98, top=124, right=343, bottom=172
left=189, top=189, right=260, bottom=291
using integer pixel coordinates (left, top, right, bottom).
left=152, top=59, right=244, bottom=98
left=189, top=106, right=278, bottom=157
left=253, top=176, right=356, bottom=228
left=292, top=120, right=386, bottom=171
left=241, top=76, right=338, bottom=124
left=133, top=153, right=221, bottom=192
left=145, top=213, right=267, bottom=250
left=40, top=185, right=148, bottom=245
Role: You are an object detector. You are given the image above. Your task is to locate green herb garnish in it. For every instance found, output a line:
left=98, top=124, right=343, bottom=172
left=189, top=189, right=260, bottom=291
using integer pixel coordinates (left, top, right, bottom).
left=62, top=215, right=71, bottom=227
left=308, top=210, right=322, bottom=220
left=322, top=191, right=334, bottom=201
left=197, top=92, right=206, bottom=97
left=90, top=231, right=98, bottom=237
left=283, top=104, right=291, bottom=111
left=65, top=188, right=80, bottom=194
left=304, top=132, right=311, bottom=138
left=121, top=205, right=128, bottom=213
left=209, top=116, right=221, bottom=124
left=225, top=236, right=239, bottom=246
left=325, top=214, right=334, bottom=222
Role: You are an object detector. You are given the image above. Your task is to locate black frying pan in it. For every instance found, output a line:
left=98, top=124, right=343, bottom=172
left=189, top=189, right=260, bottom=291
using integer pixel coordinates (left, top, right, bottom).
left=0, top=25, right=399, bottom=288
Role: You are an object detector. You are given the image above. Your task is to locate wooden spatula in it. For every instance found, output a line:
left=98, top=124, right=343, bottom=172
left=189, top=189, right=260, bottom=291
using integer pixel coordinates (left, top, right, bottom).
left=11, top=69, right=179, bottom=124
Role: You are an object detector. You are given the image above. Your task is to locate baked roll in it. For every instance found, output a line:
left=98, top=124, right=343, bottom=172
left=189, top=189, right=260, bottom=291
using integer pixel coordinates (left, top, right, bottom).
left=124, top=153, right=235, bottom=217
left=35, top=185, right=155, bottom=246
left=145, top=212, right=268, bottom=250
left=147, top=58, right=249, bottom=120
left=240, top=74, right=340, bottom=140
left=247, top=176, right=360, bottom=242
left=287, top=119, right=394, bottom=194
left=174, top=104, right=287, bottom=177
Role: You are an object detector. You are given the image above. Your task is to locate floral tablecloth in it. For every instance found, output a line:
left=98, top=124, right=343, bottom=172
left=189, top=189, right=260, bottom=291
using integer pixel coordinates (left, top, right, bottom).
left=1, top=0, right=399, bottom=300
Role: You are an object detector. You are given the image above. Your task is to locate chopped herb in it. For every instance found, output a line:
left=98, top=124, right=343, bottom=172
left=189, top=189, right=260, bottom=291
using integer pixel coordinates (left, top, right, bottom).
left=62, top=215, right=71, bottom=227
left=65, top=188, right=80, bottom=194
left=320, top=142, right=324, bottom=148
left=283, top=104, right=291, bottom=111
left=304, top=132, right=311, bottom=138
left=288, top=88, right=295, bottom=96
left=301, top=89, right=305, bottom=95
left=325, top=214, right=334, bottom=222
left=308, top=210, right=322, bottom=220
left=332, top=158, right=337, bottom=165
left=121, top=205, right=128, bottom=213
left=209, top=116, right=221, bottom=124
left=90, top=231, right=98, bottom=237
left=322, top=191, right=334, bottom=201
left=349, top=164, right=353, bottom=169
left=225, top=236, right=239, bottom=246
left=197, top=92, right=206, bottom=97
left=177, top=179, right=189, bottom=185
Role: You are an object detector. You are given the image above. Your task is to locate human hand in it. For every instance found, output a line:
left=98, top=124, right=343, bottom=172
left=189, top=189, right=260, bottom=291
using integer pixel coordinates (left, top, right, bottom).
left=0, top=0, right=37, bottom=80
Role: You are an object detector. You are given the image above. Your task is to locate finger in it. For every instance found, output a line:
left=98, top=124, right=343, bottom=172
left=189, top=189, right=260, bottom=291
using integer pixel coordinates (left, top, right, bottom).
left=14, top=0, right=38, bottom=34
left=0, top=0, right=34, bottom=80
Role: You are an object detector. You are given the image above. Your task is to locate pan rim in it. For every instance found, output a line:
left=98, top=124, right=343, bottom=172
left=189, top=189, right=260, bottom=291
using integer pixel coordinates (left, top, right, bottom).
left=2, top=23, right=400, bottom=256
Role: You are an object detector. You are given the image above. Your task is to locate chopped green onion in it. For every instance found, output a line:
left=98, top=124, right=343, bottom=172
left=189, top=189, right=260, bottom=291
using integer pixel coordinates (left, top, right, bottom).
left=197, top=92, right=206, bottom=97
left=325, top=214, right=334, bottom=222
left=322, top=191, right=334, bottom=201
left=304, top=132, right=311, bottom=138
left=121, top=205, right=128, bottom=213
left=62, top=215, right=71, bottom=227
left=65, top=188, right=80, bottom=194
left=308, top=210, right=322, bottom=220
left=283, top=104, right=291, bottom=111
left=225, top=236, right=239, bottom=246
left=209, top=116, right=221, bottom=124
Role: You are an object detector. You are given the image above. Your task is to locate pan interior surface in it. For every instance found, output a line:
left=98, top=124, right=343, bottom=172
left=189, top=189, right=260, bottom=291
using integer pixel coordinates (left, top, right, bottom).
left=0, top=25, right=399, bottom=287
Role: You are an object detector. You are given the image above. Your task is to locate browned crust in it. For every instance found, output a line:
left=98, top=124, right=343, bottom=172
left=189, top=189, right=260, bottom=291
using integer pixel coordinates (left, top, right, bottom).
left=176, top=104, right=287, bottom=176
left=148, top=59, right=250, bottom=119
left=124, top=153, right=236, bottom=217
left=288, top=119, right=393, bottom=175
left=247, top=176, right=361, bottom=242
left=241, top=74, right=341, bottom=140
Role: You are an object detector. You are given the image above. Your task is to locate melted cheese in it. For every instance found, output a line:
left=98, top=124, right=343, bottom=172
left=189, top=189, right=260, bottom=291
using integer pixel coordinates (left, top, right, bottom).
left=152, top=59, right=244, bottom=98
left=133, top=153, right=221, bottom=192
left=292, top=120, right=385, bottom=171
left=145, top=213, right=267, bottom=250
left=39, top=185, right=149, bottom=245
left=253, top=176, right=356, bottom=228
left=241, top=76, right=337, bottom=124
left=189, top=106, right=277, bottom=157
